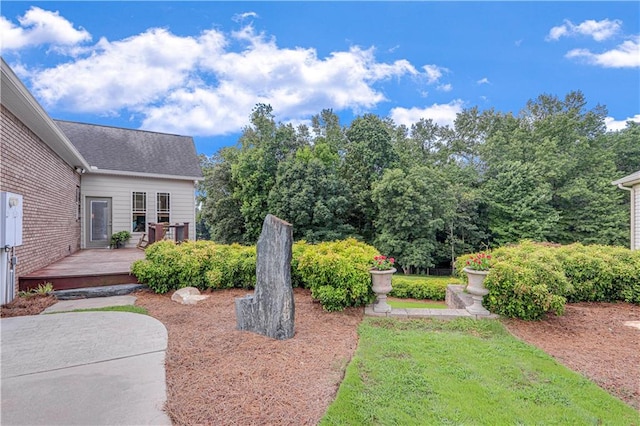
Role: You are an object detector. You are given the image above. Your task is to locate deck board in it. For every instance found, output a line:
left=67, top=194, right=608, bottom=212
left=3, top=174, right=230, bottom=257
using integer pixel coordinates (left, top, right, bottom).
left=20, top=249, right=146, bottom=291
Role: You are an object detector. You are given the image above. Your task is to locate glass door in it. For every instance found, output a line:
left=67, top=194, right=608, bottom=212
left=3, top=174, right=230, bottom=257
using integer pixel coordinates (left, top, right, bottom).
left=85, top=197, right=111, bottom=248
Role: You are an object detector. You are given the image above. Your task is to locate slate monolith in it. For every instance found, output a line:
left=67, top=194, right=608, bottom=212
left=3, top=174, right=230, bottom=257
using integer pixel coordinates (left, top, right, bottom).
left=235, top=214, right=295, bottom=340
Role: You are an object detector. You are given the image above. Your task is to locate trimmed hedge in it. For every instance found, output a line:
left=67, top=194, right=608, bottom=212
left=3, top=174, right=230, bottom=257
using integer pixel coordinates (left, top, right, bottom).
left=131, top=238, right=378, bottom=312
left=389, top=276, right=457, bottom=301
left=454, top=241, right=640, bottom=320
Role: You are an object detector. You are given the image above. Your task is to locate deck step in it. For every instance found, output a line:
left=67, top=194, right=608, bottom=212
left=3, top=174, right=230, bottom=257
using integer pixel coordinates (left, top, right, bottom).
left=20, top=272, right=139, bottom=292
left=53, top=284, right=147, bottom=300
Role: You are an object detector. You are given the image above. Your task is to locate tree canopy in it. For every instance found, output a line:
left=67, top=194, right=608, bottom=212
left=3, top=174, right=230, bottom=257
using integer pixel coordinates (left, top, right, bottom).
left=198, top=91, right=637, bottom=272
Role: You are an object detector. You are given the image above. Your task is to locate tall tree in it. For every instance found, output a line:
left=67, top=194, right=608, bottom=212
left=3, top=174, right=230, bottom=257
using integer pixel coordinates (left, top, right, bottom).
left=342, top=114, right=396, bottom=242
left=199, top=148, right=245, bottom=244
left=483, top=161, right=559, bottom=246
left=268, top=144, right=353, bottom=242
left=372, top=166, right=456, bottom=273
left=231, top=104, right=302, bottom=242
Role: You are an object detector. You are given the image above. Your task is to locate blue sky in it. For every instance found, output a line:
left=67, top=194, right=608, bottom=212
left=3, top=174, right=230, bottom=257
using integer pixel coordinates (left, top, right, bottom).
left=2, top=2, right=639, bottom=156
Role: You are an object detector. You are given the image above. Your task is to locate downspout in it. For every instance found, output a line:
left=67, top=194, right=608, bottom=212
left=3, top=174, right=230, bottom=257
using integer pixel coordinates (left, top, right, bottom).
left=617, top=184, right=635, bottom=250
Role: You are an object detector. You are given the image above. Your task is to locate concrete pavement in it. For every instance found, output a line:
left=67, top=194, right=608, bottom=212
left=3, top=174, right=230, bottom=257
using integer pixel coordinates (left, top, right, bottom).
left=1, top=309, right=171, bottom=425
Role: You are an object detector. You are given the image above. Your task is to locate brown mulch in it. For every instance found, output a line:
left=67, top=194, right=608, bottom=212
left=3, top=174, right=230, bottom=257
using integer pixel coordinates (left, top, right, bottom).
left=0, top=294, right=56, bottom=317
left=503, top=302, right=640, bottom=410
left=134, top=288, right=362, bottom=426
left=3, top=291, right=638, bottom=421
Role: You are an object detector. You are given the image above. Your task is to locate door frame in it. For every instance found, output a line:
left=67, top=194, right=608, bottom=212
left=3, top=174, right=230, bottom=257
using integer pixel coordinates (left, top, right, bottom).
left=85, top=197, right=112, bottom=248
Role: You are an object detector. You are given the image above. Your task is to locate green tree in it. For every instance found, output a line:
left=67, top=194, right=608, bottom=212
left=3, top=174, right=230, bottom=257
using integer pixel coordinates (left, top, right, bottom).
left=231, top=104, right=302, bottom=242
left=604, top=122, right=640, bottom=177
left=484, top=161, right=559, bottom=245
left=342, top=114, right=396, bottom=242
left=372, top=166, right=455, bottom=273
left=268, top=145, right=353, bottom=242
left=199, top=148, right=245, bottom=244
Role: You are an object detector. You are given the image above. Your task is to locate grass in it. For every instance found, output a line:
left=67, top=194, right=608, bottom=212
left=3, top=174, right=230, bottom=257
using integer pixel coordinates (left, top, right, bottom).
left=387, top=299, right=447, bottom=309
left=46, top=305, right=148, bottom=315
left=321, top=318, right=640, bottom=425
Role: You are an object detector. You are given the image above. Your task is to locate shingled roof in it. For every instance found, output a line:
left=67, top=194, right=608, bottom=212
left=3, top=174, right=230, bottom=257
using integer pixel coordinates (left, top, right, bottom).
left=54, top=120, right=202, bottom=179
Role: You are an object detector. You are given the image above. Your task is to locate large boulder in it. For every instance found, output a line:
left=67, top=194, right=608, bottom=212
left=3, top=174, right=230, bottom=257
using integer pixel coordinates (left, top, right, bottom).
left=235, top=214, right=295, bottom=340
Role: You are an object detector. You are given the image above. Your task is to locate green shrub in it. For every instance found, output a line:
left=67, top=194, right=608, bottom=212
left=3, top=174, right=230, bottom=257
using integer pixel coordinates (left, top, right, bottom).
left=294, top=239, right=379, bottom=311
left=131, top=241, right=186, bottom=293
left=483, top=262, right=566, bottom=320
left=456, top=241, right=640, bottom=321
left=558, top=243, right=640, bottom=303
left=204, top=243, right=257, bottom=290
left=389, top=276, right=454, bottom=301
left=132, top=238, right=380, bottom=311
left=131, top=240, right=257, bottom=293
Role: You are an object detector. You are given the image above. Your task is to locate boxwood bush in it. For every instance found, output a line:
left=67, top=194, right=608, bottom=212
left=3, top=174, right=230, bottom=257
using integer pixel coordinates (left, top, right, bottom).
left=389, top=276, right=455, bottom=301
left=132, top=238, right=378, bottom=311
left=454, top=241, right=640, bottom=320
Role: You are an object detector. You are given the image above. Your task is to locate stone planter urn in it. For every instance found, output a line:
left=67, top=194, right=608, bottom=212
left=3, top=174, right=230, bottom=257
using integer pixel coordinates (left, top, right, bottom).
left=463, top=268, right=490, bottom=315
left=370, top=268, right=396, bottom=313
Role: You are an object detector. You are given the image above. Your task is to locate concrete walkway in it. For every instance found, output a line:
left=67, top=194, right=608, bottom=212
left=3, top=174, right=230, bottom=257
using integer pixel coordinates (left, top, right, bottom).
left=42, top=295, right=137, bottom=313
left=1, top=300, right=170, bottom=425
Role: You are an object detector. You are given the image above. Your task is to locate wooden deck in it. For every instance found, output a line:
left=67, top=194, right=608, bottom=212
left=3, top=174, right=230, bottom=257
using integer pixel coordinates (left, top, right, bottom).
left=19, top=249, right=146, bottom=291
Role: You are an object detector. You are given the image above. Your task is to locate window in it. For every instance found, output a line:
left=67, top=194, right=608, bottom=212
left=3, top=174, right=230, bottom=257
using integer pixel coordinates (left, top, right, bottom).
left=157, top=192, right=170, bottom=223
left=132, top=192, right=146, bottom=232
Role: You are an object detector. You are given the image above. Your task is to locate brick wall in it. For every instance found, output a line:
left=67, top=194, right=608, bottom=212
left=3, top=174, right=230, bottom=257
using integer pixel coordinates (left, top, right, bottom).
left=0, top=105, right=81, bottom=291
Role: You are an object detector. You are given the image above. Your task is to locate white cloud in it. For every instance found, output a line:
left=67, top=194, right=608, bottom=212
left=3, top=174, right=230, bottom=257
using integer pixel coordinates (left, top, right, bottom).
left=9, top=9, right=431, bottom=137
left=389, top=100, right=464, bottom=128
left=232, top=12, right=258, bottom=23
left=605, top=114, right=640, bottom=131
left=422, top=64, right=448, bottom=84
left=437, top=83, right=452, bottom=92
left=565, top=37, right=640, bottom=68
left=546, top=19, right=622, bottom=42
left=477, top=77, right=490, bottom=85
left=0, top=7, right=90, bottom=51
left=31, top=28, right=204, bottom=113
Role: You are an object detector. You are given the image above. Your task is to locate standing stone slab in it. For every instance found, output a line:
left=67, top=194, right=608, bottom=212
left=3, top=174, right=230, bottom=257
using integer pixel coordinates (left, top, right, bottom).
left=235, top=214, right=295, bottom=340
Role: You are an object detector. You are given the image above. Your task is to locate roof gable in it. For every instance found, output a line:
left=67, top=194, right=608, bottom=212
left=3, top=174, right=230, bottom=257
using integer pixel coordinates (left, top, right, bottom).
left=612, top=170, right=640, bottom=187
left=54, top=120, right=202, bottom=179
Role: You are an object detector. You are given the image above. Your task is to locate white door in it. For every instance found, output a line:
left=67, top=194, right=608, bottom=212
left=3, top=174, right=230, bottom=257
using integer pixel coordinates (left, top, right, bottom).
left=85, top=197, right=111, bottom=248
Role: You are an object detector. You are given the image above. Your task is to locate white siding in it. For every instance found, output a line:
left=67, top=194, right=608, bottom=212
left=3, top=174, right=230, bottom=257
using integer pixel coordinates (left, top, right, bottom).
left=80, top=174, right=196, bottom=248
left=634, top=184, right=639, bottom=250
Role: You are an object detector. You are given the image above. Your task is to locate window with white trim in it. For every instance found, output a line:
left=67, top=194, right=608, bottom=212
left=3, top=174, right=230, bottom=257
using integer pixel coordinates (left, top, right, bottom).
left=157, top=192, right=170, bottom=223
left=132, top=192, right=146, bottom=232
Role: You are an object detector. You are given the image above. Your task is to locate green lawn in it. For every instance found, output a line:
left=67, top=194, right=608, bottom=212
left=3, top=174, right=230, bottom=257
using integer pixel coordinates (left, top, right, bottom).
left=46, top=305, right=148, bottom=315
left=387, top=299, right=447, bottom=309
left=321, top=318, right=639, bottom=425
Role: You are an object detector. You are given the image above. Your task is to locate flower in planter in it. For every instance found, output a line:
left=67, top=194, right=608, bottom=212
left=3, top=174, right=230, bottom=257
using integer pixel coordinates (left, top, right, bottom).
left=372, top=255, right=395, bottom=271
left=465, top=252, right=491, bottom=271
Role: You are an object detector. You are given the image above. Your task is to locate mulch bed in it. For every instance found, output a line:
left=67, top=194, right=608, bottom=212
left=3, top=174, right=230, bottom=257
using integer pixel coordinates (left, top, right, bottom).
left=503, top=302, right=640, bottom=411
left=135, top=288, right=362, bottom=425
left=0, top=294, right=56, bottom=317
left=3, top=290, right=638, bottom=421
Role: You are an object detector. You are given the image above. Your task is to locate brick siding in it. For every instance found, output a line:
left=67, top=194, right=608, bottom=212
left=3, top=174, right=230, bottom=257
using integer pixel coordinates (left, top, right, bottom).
left=1, top=105, right=81, bottom=292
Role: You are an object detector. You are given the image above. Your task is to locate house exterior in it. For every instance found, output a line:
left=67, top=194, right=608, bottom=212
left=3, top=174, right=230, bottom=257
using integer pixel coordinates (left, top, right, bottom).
left=1, top=58, right=90, bottom=303
left=1, top=58, right=201, bottom=303
left=613, top=170, right=640, bottom=250
left=55, top=120, right=202, bottom=248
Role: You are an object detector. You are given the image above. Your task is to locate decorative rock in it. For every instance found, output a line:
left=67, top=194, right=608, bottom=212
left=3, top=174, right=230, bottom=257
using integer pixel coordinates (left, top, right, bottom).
left=235, top=214, right=295, bottom=340
left=171, top=287, right=209, bottom=305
